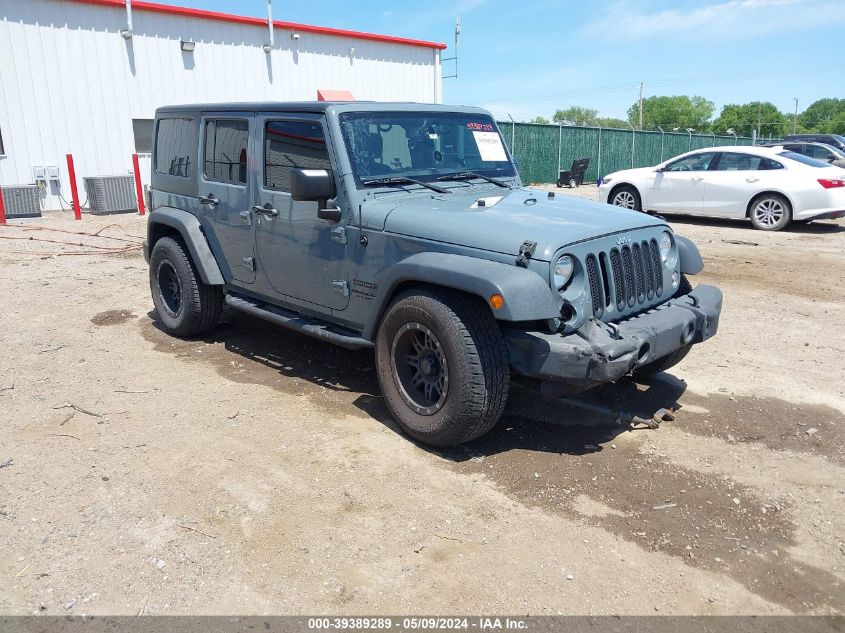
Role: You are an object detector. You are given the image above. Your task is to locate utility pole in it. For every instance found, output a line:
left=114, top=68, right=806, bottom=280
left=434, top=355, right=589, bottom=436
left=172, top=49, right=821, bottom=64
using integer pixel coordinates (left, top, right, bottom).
left=756, top=103, right=762, bottom=140
left=638, top=82, right=644, bottom=130
left=442, top=17, right=460, bottom=79
left=793, top=97, right=799, bottom=134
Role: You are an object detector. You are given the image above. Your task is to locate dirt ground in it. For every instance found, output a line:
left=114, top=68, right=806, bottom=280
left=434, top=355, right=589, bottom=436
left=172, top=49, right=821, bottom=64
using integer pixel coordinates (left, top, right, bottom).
left=1, top=194, right=843, bottom=616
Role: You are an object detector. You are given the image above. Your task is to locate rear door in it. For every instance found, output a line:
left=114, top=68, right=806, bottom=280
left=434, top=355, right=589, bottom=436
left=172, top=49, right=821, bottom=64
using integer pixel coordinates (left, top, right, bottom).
left=703, top=152, right=784, bottom=217
left=648, top=152, right=715, bottom=213
left=252, top=114, right=350, bottom=311
left=198, top=113, right=256, bottom=284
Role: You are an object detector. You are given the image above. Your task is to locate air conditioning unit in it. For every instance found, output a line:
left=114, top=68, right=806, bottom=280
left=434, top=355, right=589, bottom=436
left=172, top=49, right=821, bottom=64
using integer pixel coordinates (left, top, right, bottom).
left=83, top=175, right=137, bottom=215
left=1, top=185, right=41, bottom=218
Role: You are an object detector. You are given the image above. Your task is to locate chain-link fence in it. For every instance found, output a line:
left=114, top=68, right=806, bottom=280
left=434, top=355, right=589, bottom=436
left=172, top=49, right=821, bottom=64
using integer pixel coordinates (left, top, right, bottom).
left=497, top=121, right=762, bottom=185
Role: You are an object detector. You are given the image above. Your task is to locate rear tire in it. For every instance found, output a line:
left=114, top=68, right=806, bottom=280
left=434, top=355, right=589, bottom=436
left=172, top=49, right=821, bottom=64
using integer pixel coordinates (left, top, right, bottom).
left=149, top=236, right=223, bottom=337
left=375, top=288, right=509, bottom=447
left=610, top=185, right=642, bottom=211
left=749, top=193, right=791, bottom=231
left=632, top=275, right=693, bottom=377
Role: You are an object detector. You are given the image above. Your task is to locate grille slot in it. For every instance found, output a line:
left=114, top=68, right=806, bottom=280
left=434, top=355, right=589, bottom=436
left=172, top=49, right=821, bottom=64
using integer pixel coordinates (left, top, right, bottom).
left=650, top=238, right=663, bottom=296
left=584, top=239, right=665, bottom=319
left=585, top=254, right=604, bottom=319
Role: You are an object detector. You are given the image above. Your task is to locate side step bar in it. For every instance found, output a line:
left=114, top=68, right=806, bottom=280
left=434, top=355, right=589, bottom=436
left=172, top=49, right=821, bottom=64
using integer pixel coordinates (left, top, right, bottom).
left=225, top=294, right=374, bottom=350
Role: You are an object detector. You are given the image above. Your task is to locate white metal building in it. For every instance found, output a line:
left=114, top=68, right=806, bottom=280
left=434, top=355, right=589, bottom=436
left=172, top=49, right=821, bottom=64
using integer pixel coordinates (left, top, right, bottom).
left=0, top=0, right=445, bottom=212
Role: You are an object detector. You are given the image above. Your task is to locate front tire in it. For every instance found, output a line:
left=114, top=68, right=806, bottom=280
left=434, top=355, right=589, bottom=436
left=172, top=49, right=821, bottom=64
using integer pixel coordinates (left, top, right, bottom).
left=375, top=289, right=509, bottom=447
left=749, top=193, right=791, bottom=231
left=610, top=185, right=642, bottom=211
left=149, top=236, right=223, bottom=337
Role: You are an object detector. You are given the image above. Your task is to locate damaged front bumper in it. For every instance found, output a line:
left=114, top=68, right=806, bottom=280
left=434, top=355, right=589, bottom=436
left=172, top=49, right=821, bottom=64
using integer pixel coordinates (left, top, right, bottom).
left=504, top=284, right=723, bottom=398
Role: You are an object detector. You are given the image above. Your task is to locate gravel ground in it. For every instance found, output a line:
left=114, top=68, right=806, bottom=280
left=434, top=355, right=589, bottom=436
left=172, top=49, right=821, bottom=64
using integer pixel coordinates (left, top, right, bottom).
left=0, top=201, right=843, bottom=616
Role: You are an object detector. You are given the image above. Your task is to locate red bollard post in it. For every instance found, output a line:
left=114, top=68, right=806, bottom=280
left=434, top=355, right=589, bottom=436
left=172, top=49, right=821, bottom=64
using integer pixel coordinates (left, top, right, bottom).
left=66, top=154, right=82, bottom=220
left=132, top=153, right=146, bottom=215
left=0, top=186, right=6, bottom=225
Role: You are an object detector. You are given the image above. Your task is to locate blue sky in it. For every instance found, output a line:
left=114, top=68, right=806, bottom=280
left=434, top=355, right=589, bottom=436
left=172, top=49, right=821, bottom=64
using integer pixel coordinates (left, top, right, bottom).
left=175, top=0, right=842, bottom=122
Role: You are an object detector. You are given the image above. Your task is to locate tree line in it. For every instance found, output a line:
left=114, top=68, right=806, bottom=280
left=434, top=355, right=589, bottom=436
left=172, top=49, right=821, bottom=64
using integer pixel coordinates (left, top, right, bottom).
left=528, top=97, right=845, bottom=137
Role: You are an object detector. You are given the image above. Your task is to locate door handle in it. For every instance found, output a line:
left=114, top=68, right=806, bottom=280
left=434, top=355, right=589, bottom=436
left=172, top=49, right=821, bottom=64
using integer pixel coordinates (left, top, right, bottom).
left=253, top=204, right=279, bottom=217
left=690, top=177, right=704, bottom=182
left=198, top=194, right=219, bottom=205
left=746, top=178, right=760, bottom=183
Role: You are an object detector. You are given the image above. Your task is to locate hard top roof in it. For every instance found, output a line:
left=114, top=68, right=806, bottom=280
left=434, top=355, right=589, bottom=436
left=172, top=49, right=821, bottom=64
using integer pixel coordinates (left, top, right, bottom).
left=155, top=102, right=493, bottom=116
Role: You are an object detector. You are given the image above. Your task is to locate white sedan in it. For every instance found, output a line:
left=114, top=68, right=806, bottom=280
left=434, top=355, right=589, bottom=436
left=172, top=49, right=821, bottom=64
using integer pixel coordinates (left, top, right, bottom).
left=599, top=146, right=845, bottom=230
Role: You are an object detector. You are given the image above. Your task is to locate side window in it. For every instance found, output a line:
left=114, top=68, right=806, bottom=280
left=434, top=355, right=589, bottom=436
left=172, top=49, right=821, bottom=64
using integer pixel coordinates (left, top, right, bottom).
left=713, top=152, right=770, bottom=171
left=154, top=118, right=194, bottom=177
left=132, top=119, right=153, bottom=154
left=264, top=120, right=330, bottom=191
left=807, top=145, right=832, bottom=161
left=204, top=119, right=248, bottom=185
left=664, top=152, right=716, bottom=172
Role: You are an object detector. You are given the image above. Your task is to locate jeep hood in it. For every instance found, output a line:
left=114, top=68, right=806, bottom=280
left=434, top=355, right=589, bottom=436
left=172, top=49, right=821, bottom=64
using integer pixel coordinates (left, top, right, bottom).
left=363, top=187, right=667, bottom=262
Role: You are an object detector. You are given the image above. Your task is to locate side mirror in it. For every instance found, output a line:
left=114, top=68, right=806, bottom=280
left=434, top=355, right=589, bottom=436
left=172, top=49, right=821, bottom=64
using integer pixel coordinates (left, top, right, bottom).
left=655, top=166, right=666, bottom=173
left=291, top=168, right=335, bottom=204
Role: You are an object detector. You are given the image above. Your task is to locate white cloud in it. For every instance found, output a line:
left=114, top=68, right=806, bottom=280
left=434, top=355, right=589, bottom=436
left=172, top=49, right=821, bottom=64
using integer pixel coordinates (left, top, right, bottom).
left=582, top=0, right=837, bottom=40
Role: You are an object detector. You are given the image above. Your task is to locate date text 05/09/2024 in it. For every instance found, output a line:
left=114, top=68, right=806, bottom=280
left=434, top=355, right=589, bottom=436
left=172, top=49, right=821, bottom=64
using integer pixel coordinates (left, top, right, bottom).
left=306, top=617, right=529, bottom=630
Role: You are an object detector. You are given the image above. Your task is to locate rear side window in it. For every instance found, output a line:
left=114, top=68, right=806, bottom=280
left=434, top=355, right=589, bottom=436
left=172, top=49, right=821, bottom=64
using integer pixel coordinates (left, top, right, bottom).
left=204, top=119, right=249, bottom=185
left=777, top=151, right=831, bottom=168
left=714, top=152, right=783, bottom=171
left=264, top=120, right=331, bottom=192
left=807, top=145, right=834, bottom=160
left=154, top=118, right=194, bottom=177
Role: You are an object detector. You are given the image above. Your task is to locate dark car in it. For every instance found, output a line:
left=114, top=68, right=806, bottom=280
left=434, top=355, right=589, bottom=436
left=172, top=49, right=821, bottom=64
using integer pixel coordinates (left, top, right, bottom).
left=783, top=134, right=845, bottom=153
left=762, top=141, right=845, bottom=168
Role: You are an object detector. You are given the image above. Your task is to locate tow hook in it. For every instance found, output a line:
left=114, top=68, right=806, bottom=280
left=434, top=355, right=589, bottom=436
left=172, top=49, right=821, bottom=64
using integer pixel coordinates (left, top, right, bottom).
left=564, top=399, right=675, bottom=430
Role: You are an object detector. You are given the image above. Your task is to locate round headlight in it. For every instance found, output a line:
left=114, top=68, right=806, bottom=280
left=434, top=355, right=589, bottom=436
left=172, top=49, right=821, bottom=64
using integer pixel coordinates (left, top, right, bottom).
left=658, top=231, right=672, bottom=262
left=554, top=255, right=575, bottom=291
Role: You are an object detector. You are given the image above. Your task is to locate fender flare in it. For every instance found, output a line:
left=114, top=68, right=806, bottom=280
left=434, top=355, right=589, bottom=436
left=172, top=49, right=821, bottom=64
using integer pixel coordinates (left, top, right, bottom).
left=146, top=208, right=225, bottom=285
left=361, top=252, right=561, bottom=340
left=675, top=234, right=703, bottom=275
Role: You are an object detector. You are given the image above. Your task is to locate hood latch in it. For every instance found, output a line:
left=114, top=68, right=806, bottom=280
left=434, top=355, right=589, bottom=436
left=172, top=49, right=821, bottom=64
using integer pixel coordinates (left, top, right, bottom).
left=515, top=240, right=537, bottom=268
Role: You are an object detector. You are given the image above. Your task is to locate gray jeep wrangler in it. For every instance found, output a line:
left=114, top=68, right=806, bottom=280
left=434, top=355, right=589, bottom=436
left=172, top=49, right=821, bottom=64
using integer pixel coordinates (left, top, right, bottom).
left=144, top=102, right=722, bottom=447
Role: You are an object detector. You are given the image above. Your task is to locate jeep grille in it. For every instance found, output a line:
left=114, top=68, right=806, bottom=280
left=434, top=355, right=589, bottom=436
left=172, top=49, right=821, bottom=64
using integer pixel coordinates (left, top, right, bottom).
left=586, top=239, right=663, bottom=319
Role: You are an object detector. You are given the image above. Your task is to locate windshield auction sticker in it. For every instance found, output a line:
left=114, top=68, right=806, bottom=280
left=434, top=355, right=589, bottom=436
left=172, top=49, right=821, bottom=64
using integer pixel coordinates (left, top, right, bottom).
left=472, top=131, right=508, bottom=162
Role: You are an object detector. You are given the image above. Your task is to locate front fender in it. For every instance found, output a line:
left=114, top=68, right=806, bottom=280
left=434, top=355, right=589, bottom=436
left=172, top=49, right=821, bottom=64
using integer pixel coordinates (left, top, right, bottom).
left=147, top=207, right=224, bottom=285
left=675, top=234, right=703, bottom=275
left=361, top=252, right=560, bottom=340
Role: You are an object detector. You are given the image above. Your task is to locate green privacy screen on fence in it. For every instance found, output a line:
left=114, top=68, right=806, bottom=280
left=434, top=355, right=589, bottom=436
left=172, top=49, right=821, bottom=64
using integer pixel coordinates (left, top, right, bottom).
left=496, top=121, right=758, bottom=185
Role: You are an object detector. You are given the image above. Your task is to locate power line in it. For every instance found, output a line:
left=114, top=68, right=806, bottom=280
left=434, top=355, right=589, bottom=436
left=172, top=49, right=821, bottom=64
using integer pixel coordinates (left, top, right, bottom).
left=478, top=65, right=841, bottom=106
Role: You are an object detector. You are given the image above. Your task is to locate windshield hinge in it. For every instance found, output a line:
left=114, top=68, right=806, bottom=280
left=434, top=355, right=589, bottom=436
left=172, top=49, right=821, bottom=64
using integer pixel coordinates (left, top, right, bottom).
left=515, top=241, right=537, bottom=268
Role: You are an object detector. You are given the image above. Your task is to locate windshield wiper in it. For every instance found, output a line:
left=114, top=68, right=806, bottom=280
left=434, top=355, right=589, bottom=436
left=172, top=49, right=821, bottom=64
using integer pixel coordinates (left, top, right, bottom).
left=362, top=176, right=450, bottom=194
left=436, top=172, right=510, bottom=188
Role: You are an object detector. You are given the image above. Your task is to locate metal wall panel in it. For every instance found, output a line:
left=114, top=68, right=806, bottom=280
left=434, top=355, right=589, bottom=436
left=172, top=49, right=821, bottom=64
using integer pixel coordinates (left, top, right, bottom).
left=0, top=0, right=442, bottom=210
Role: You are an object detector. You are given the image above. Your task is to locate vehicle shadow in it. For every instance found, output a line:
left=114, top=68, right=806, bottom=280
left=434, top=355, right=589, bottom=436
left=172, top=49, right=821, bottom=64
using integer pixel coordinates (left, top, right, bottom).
left=430, top=375, right=688, bottom=462
left=149, top=309, right=688, bottom=458
left=662, top=213, right=845, bottom=233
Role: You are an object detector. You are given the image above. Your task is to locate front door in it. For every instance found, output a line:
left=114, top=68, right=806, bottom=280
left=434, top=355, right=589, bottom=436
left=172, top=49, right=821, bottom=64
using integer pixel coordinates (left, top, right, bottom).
left=253, top=114, right=349, bottom=311
left=198, top=114, right=256, bottom=283
left=648, top=151, right=716, bottom=213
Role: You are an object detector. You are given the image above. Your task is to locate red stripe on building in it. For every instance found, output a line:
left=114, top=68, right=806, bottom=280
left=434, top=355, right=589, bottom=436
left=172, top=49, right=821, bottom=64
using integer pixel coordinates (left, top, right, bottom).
left=67, top=0, right=448, bottom=50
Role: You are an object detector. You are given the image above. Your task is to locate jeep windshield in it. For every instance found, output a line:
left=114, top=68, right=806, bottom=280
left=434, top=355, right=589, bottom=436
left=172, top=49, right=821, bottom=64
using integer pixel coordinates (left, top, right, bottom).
left=338, top=111, right=517, bottom=188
